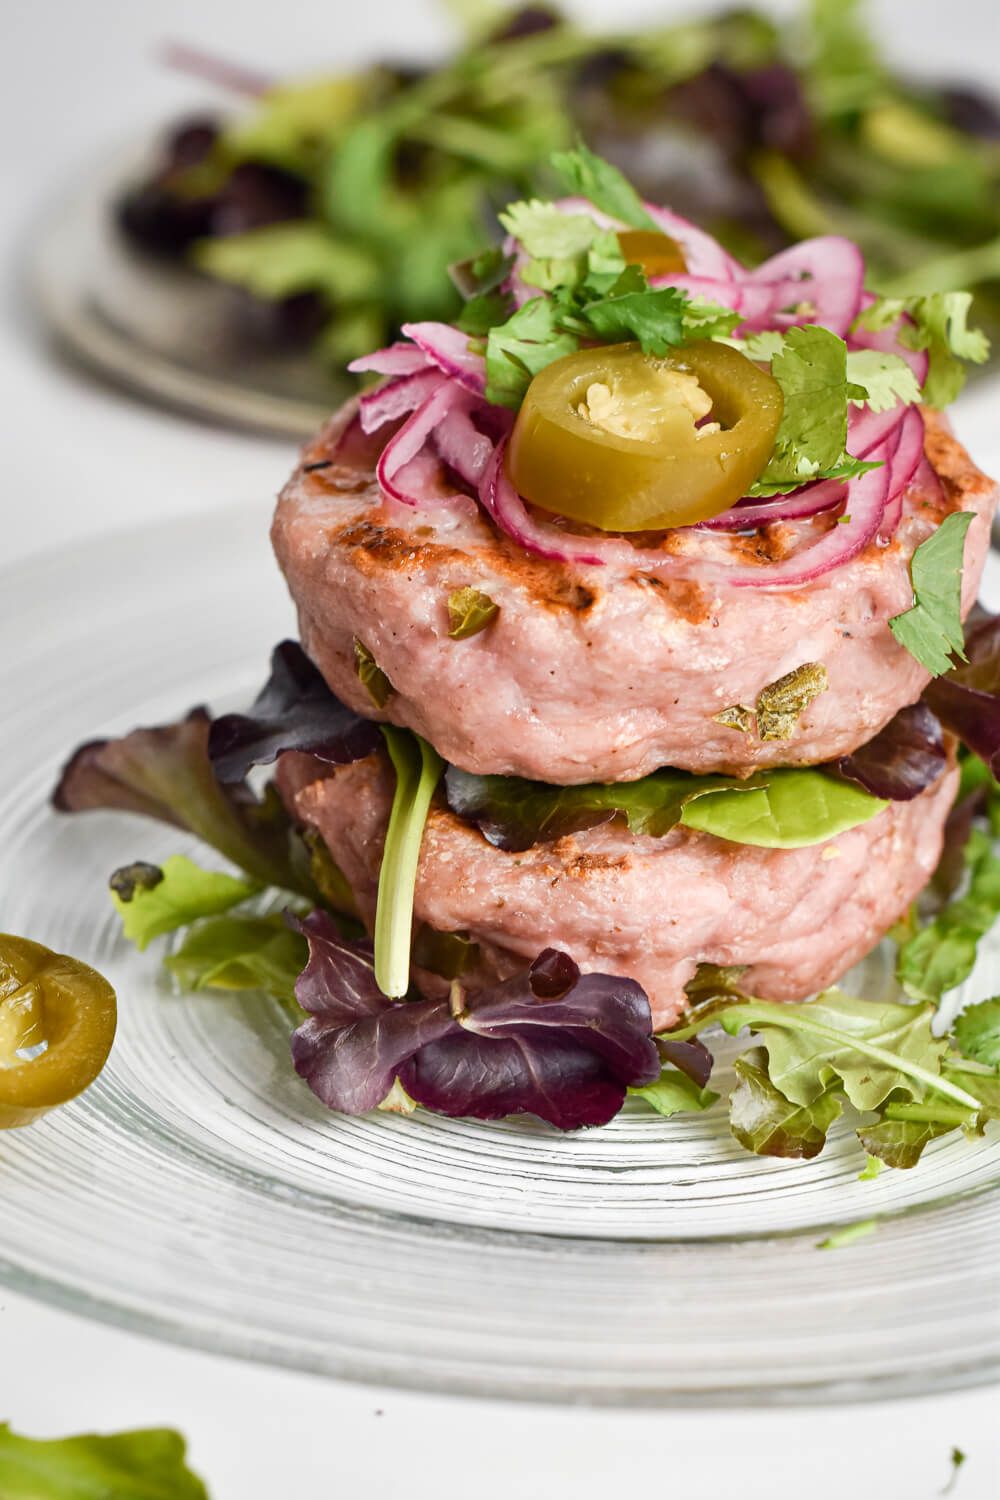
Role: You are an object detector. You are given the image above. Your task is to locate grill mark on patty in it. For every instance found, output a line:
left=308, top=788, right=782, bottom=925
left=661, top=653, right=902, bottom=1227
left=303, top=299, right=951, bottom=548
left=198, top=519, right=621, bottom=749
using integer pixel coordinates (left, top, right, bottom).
left=635, top=574, right=712, bottom=624
left=332, top=518, right=469, bottom=572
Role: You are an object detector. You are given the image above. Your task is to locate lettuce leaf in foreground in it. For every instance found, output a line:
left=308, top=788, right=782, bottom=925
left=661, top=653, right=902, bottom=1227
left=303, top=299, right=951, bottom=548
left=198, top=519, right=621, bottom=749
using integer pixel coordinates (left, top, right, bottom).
left=290, top=912, right=659, bottom=1130
left=0, top=1423, right=209, bottom=1500
left=110, top=855, right=258, bottom=951
left=656, top=985, right=998, bottom=1169
left=52, top=708, right=317, bottom=897
left=165, top=913, right=309, bottom=1008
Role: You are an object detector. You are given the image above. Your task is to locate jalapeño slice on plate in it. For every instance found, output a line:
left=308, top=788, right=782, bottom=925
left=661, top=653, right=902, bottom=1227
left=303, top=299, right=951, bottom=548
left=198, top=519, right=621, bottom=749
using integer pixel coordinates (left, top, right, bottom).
left=0, top=934, right=117, bottom=1128
left=507, top=340, right=783, bottom=533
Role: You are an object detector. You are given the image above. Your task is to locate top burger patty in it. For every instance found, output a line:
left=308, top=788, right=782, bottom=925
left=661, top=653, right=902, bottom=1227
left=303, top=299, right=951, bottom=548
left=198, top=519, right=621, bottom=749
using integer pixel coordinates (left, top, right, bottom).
left=272, top=406, right=996, bottom=785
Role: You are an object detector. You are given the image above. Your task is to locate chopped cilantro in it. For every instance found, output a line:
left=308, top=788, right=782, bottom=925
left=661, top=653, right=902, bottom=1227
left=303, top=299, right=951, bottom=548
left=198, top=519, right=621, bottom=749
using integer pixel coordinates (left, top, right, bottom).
left=845, top=348, right=922, bottom=412
left=485, top=297, right=579, bottom=408
left=581, top=285, right=689, bottom=354
left=498, top=200, right=604, bottom=260
left=858, top=292, right=990, bottom=407
left=749, top=325, right=878, bottom=495
left=889, top=511, right=974, bottom=675
left=549, top=142, right=658, bottom=231
left=681, top=299, right=742, bottom=340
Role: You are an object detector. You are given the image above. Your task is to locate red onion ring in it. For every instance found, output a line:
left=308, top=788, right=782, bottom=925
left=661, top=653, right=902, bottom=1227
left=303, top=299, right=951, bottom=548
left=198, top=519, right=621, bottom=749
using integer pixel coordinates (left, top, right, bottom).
left=349, top=343, right=431, bottom=377
left=479, top=441, right=614, bottom=567
left=376, top=381, right=467, bottom=505
left=719, top=443, right=894, bottom=588
left=434, top=402, right=505, bottom=488
left=359, top=368, right=445, bottom=434
left=878, top=407, right=925, bottom=540
left=743, top=236, right=865, bottom=336
left=697, top=479, right=849, bottom=531
left=400, top=321, right=486, bottom=394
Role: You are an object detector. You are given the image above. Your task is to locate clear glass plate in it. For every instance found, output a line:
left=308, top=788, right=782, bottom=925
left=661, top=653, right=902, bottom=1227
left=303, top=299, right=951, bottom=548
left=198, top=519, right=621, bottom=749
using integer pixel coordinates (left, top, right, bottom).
left=3, top=507, right=1000, bottom=1406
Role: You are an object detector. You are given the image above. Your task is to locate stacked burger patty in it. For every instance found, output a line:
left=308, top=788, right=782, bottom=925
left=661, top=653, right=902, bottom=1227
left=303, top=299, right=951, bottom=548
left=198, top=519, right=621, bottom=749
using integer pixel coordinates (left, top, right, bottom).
left=273, top=401, right=994, bottom=1031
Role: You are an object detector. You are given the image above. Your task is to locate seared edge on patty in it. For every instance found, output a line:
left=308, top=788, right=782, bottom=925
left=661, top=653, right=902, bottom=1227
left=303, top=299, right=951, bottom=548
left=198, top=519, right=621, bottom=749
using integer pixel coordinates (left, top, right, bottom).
left=277, top=750, right=958, bottom=1031
left=272, top=406, right=996, bottom=784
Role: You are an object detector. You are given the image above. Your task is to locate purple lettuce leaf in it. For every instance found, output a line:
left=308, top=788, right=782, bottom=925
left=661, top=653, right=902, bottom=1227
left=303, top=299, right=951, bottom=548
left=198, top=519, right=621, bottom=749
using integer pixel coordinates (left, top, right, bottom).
left=402, top=1032, right=631, bottom=1129
left=208, top=640, right=380, bottom=784
left=288, top=913, right=659, bottom=1129
left=658, top=1036, right=714, bottom=1088
left=53, top=708, right=316, bottom=897
left=924, top=610, right=1000, bottom=777
left=832, top=702, right=948, bottom=801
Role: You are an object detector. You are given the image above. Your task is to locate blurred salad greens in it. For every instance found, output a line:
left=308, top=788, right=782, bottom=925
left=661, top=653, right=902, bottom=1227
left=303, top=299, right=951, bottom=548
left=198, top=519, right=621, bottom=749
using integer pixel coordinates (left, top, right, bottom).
left=119, top=0, right=1000, bottom=383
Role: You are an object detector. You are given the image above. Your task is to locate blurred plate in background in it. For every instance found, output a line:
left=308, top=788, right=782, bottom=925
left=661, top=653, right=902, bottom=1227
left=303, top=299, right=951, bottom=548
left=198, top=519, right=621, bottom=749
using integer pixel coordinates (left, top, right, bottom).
left=32, top=143, right=342, bottom=438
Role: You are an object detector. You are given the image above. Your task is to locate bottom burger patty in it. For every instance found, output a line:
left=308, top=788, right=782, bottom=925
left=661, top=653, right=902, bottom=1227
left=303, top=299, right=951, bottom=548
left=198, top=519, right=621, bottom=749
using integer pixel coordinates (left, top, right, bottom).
left=278, top=750, right=958, bottom=1030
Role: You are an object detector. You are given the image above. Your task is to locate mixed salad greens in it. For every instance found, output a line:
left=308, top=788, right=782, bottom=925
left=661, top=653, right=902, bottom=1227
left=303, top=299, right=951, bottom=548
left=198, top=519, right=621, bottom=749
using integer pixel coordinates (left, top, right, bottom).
left=119, top=0, right=1000, bottom=388
left=41, top=595, right=1000, bottom=1165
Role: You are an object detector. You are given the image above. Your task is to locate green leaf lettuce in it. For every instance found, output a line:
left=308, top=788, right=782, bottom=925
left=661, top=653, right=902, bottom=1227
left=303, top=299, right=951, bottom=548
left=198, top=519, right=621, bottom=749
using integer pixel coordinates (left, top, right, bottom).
left=0, top=1423, right=210, bottom=1500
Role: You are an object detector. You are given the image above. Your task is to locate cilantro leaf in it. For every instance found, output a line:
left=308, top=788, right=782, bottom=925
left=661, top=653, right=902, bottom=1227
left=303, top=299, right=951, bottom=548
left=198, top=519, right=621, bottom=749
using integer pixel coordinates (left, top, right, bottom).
left=498, top=200, right=603, bottom=259
left=456, top=290, right=513, bottom=335
left=909, top=291, right=990, bottom=407
left=858, top=292, right=990, bottom=407
left=681, top=299, right=742, bottom=340
left=581, top=285, right=689, bottom=355
left=110, top=854, right=258, bottom=951
left=953, top=997, right=1000, bottom=1067
left=845, top=348, right=922, bottom=412
left=485, top=296, right=579, bottom=407
left=549, top=142, right=658, bottom=231
left=449, top=246, right=514, bottom=299
left=0, top=1423, right=210, bottom=1500
left=768, top=324, right=850, bottom=470
left=889, top=511, right=974, bottom=675
left=748, top=325, right=878, bottom=496
left=898, top=828, right=1000, bottom=1002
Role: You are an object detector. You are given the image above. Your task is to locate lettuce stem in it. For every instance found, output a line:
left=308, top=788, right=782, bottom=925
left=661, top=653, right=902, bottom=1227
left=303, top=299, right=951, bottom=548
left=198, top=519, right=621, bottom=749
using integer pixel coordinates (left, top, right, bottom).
left=374, top=729, right=444, bottom=999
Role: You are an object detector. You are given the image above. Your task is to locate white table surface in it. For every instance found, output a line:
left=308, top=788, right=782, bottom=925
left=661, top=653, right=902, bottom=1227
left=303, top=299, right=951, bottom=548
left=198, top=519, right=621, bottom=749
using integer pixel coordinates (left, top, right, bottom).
left=3, top=1, right=1000, bottom=1494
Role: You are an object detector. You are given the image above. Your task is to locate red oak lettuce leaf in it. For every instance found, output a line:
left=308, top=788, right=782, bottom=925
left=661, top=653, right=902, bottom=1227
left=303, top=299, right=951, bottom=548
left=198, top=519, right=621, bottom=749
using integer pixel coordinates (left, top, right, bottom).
left=924, top=610, right=1000, bottom=777
left=289, top=912, right=659, bottom=1129
left=208, top=640, right=380, bottom=784
left=832, top=701, right=948, bottom=800
left=52, top=708, right=315, bottom=896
